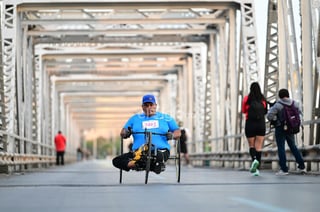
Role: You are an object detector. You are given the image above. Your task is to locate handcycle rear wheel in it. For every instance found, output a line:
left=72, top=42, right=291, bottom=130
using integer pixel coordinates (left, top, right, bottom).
left=175, top=139, right=181, bottom=183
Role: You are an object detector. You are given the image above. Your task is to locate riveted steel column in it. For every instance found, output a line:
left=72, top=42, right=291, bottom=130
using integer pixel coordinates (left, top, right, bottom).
left=301, top=0, right=314, bottom=145
left=227, top=7, right=237, bottom=152
left=192, top=45, right=207, bottom=152
left=264, top=0, right=279, bottom=145
left=218, top=23, right=227, bottom=152
left=240, top=0, right=260, bottom=90
left=0, top=2, right=7, bottom=152
left=1, top=2, right=17, bottom=173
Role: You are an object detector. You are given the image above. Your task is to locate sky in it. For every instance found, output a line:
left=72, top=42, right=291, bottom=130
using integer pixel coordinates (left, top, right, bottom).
left=254, top=0, right=268, bottom=71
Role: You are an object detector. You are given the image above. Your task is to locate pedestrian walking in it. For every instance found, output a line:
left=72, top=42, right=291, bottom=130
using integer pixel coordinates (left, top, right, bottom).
left=242, top=82, right=267, bottom=176
left=178, top=121, right=191, bottom=166
left=267, top=88, right=306, bottom=175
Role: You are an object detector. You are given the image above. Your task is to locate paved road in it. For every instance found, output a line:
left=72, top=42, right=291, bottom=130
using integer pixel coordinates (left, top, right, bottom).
left=0, top=159, right=319, bottom=212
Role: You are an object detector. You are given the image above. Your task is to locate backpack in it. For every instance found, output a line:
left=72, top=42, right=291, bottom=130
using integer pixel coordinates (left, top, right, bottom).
left=247, top=100, right=266, bottom=120
left=180, top=129, right=187, bottom=143
left=280, top=101, right=301, bottom=134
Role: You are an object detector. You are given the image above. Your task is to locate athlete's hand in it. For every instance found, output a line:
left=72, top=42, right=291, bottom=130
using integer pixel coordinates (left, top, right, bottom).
left=166, top=132, right=173, bottom=140
left=121, top=128, right=131, bottom=139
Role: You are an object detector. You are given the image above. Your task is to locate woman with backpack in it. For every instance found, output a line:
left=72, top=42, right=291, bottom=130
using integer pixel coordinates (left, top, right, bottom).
left=267, top=88, right=306, bottom=175
left=242, top=82, right=267, bottom=176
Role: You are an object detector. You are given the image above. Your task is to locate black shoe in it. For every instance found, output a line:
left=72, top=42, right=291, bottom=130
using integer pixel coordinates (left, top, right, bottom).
left=132, top=160, right=146, bottom=171
left=153, top=162, right=165, bottom=174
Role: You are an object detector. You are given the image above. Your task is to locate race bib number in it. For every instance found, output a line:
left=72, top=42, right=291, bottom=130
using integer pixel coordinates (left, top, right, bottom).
left=142, top=120, right=159, bottom=129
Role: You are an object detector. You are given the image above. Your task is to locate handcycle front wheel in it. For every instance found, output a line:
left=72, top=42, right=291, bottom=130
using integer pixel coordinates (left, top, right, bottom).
left=144, top=131, right=152, bottom=184
left=119, top=138, right=124, bottom=184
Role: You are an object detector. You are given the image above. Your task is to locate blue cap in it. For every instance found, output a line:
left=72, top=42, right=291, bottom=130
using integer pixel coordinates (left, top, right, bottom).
left=142, top=94, right=156, bottom=104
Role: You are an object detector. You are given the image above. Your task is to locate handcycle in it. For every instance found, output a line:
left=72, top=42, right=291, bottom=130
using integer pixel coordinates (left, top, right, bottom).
left=119, top=128, right=181, bottom=184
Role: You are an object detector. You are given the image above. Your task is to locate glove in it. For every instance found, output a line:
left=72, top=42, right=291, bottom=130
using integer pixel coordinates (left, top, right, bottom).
left=122, top=128, right=131, bottom=139
left=166, top=132, right=173, bottom=140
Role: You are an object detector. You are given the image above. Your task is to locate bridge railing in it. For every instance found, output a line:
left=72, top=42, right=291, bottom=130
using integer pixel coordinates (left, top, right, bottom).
left=0, top=130, right=76, bottom=173
left=189, top=120, right=320, bottom=174
left=0, top=120, right=319, bottom=174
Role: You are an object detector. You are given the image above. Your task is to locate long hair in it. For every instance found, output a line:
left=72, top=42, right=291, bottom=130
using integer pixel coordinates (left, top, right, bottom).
left=247, top=82, right=265, bottom=104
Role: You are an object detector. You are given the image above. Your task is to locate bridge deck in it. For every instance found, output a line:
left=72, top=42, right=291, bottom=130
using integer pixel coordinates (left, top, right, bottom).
left=0, top=160, right=319, bottom=212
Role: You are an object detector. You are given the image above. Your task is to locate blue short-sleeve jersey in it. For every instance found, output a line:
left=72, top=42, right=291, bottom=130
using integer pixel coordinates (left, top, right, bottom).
left=123, top=112, right=179, bottom=151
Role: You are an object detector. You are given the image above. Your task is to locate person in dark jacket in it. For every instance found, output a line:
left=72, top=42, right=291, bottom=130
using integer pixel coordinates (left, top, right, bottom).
left=178, top=121, right=191, bottom=166
left=267, top=88, right=306, bottom=175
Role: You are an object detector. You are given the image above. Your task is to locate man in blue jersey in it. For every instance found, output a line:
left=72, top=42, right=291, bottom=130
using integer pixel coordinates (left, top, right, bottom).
left=112, top=94, right=181, bottom=174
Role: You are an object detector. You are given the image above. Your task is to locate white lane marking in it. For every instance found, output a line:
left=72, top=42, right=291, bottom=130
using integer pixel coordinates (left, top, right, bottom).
left=230, top=197, right=291, bottom=212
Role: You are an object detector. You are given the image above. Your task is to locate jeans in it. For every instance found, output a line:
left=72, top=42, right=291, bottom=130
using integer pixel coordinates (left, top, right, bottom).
left=275, top=127, right=305, bottom=172
left=56, top=151, right=65, bottom=165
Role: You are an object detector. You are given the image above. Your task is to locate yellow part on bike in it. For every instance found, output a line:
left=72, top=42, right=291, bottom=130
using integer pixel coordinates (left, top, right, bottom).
left=133, top=144, right=148, bottom=161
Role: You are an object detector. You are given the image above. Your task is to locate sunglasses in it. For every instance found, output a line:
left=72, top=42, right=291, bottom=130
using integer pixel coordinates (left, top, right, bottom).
left=143, top=103, right=155, bottom=107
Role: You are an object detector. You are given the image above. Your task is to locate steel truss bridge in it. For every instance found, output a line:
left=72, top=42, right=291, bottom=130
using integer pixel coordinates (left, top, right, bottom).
left=0, top=0, right=319, bottom=173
